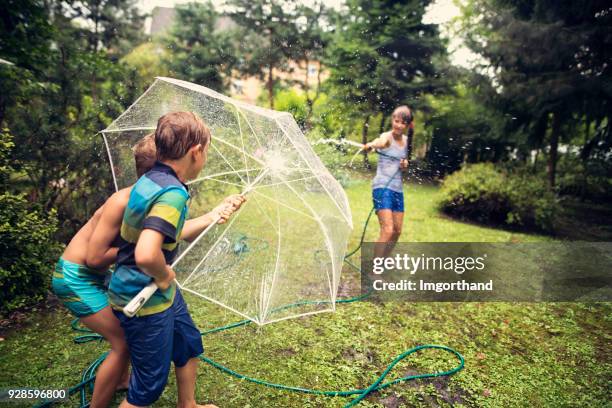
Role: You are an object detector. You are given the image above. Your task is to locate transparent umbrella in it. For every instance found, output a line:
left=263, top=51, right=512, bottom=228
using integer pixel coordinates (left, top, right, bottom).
left=101, top=77, right=353, bottom=325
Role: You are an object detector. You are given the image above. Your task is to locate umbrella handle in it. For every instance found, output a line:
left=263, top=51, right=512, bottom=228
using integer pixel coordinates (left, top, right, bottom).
left=123, top=281, right=163, bottom=318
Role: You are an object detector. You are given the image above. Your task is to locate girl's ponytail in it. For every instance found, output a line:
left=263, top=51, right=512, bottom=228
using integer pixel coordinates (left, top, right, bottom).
left=406, top=121, right=414, bottom=161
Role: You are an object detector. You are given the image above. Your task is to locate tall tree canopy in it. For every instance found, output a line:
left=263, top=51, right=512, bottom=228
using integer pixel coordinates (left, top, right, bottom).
left=165, top=1, right=236, bottom=92
left=324, top=0, right=449, bottom=164
left=1, top=0, right=145, bottom=238
left=227, top=0, right=302, bottom=108
left=461, top=0, right=612, bottom=187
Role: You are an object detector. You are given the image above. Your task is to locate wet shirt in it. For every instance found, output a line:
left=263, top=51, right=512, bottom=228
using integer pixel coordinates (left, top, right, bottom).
left=372, top=132, right=407, bottom=193
left=108, top=161, right=190, bottom=316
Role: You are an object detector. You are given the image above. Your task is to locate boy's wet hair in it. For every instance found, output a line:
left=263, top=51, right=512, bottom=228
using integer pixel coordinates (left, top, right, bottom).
left=155, top=112, right=211, bottom=161
left=392, top=105, right=413, bottom=125
left=133, top=133, right=157, bottom=177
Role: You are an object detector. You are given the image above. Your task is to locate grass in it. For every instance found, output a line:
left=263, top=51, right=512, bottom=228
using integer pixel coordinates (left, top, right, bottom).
left=0, top=178, right=609, bottom=407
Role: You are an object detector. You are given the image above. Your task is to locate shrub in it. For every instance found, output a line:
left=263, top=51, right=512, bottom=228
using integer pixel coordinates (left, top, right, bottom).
left=439, top=163, right=559, bottom=232
left=0, top=129, right=62, bottom=314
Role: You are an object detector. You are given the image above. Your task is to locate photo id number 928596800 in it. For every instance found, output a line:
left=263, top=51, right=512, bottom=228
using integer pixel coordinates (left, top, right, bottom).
left=0, top=388, right=69, bottom=402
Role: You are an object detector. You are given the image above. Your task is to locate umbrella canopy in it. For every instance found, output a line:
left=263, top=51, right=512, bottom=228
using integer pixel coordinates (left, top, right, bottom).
left=101, top=77, right=353, bottom=325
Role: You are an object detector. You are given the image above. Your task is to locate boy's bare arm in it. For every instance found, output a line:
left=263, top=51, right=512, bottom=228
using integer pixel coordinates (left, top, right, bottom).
left=86, top=190, right=128, bottom=269
left=180, top=194, right=246, bottom=242
left=135, top=229, right=175, bottom=290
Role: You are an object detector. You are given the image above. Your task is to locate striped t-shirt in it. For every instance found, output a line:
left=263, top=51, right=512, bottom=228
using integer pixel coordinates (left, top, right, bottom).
left=108, top=161, right=190, bottom=316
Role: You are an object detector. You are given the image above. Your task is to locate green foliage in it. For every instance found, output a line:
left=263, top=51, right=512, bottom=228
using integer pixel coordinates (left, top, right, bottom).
left=1, top=0, right=146, bottom=241
left=459, top=0, right=612, bottom=187
left=439, top=163, right=559, bottom=231
left=0, top=0, right=54, bottom=72
left=121, top=42, right=169, bottom=84
left=60, top=0, right=145, bottom=56
left=425, top=80, right=508, bottom=176
left=165, top=2, right=236, bottom=92
left=0, top=130, right=61, bottom=314
left=273, top=89, right=308, bottom=128
left=325, top=0, right=449, bottom=120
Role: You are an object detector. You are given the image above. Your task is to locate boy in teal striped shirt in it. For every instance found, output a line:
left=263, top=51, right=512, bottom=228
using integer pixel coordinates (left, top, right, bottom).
left=109, top=112, right=233, bottom=408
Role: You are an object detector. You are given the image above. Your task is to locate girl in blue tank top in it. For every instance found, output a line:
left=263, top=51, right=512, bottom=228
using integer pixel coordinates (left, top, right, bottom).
left=363, top=106, right=414, bottom=257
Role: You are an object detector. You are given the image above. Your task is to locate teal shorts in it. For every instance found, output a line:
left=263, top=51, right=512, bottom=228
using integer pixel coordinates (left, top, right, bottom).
left=52, top=258, right=109, bottom=317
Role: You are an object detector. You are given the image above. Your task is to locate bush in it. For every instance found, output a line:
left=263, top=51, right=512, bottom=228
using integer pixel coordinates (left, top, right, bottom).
left=438, top=163, right=559, bottom=232
left=0, top=130, right=62, bottom=314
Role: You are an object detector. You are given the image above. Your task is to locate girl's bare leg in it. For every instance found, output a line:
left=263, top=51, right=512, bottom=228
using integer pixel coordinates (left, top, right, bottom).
left=375, top=209, right=396, bottom=258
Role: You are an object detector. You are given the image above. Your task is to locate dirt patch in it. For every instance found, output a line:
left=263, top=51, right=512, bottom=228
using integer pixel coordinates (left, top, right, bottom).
left=400, top=369, right=470, bottom=406
left=0, top=293, right=61, bottom=337
left=379, top=393, right=407, bottom=408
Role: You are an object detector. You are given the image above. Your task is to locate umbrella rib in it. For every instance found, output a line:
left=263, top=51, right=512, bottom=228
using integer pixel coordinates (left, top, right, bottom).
left=232, top=105, right=251, bottom=184
left=250, top=190, right=316, bottom=221
left=253, top=175, right=320, bottom=189
left=188, top=168, right=263, bottom=185
left=180, top=287, right=260, bottom=325
left=213, top=136, right=266, bottom=166
left=250, top=194, right=279, bottom=232
left=101, top=126, right=156, bottom=133
left=210, top=143, right=248, bottom=186
left=235, top=107, right=265, bottom=150
left=181, top=205, right=245, bottom=287
left=195, top=177, right=244, bottom=188
left=262, top=185, right=283, bottom=321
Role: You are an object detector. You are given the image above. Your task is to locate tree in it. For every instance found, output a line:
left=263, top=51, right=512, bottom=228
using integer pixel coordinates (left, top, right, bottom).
left=227, top=0, right=301, bottom=108
left=325, top=0, right=449, bottom=166
left=0, top=0, right=54, bottom=124
left=288, top=2, right=332, bottom=127
left=165, top=1, right=236, bottom=92
left=59, top=0, right=145, bottom=55
left=2, top=0, right=145, bottom=240
left=460, top=0, right=612, bottom=187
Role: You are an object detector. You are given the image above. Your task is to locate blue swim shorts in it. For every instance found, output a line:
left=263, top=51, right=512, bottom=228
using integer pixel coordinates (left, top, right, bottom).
left=114, top=288, right=204, bottom=406
left=372, top=188, right=404, bottom=212
left=51, top=258, right=108, bottom=317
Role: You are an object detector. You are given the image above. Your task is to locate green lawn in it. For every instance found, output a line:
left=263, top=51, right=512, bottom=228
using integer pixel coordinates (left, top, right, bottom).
left=0, top=179, right=609, bottom=407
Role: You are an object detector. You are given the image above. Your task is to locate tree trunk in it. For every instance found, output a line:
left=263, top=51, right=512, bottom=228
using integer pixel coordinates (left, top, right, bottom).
left=267, top=65, right=274, bottom=109
left=547, top=111, right=561, bottom=188
left=362, top=115, right=370, bottom=169
left=379, top=114, right=386, bottom=134
left=305, top=60, right=323, bottom=130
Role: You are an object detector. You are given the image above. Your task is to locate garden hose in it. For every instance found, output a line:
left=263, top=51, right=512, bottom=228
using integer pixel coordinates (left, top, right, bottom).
left=34, top=156, right=464, bottom=408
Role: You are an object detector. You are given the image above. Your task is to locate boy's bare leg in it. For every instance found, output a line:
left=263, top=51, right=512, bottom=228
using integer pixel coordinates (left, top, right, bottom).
left=80, top=307, right=129, bottom=408
left=175, top=358, right=217, bottom=408
left=118, top=399, right=144, bottom=408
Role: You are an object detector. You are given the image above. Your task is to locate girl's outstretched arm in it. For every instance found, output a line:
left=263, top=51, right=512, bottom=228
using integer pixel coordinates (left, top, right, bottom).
left=363, top=133, right=392, bottom=151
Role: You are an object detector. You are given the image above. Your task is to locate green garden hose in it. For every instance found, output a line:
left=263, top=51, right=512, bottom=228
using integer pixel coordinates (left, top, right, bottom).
left=35, top=157, right=464, bottom=407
